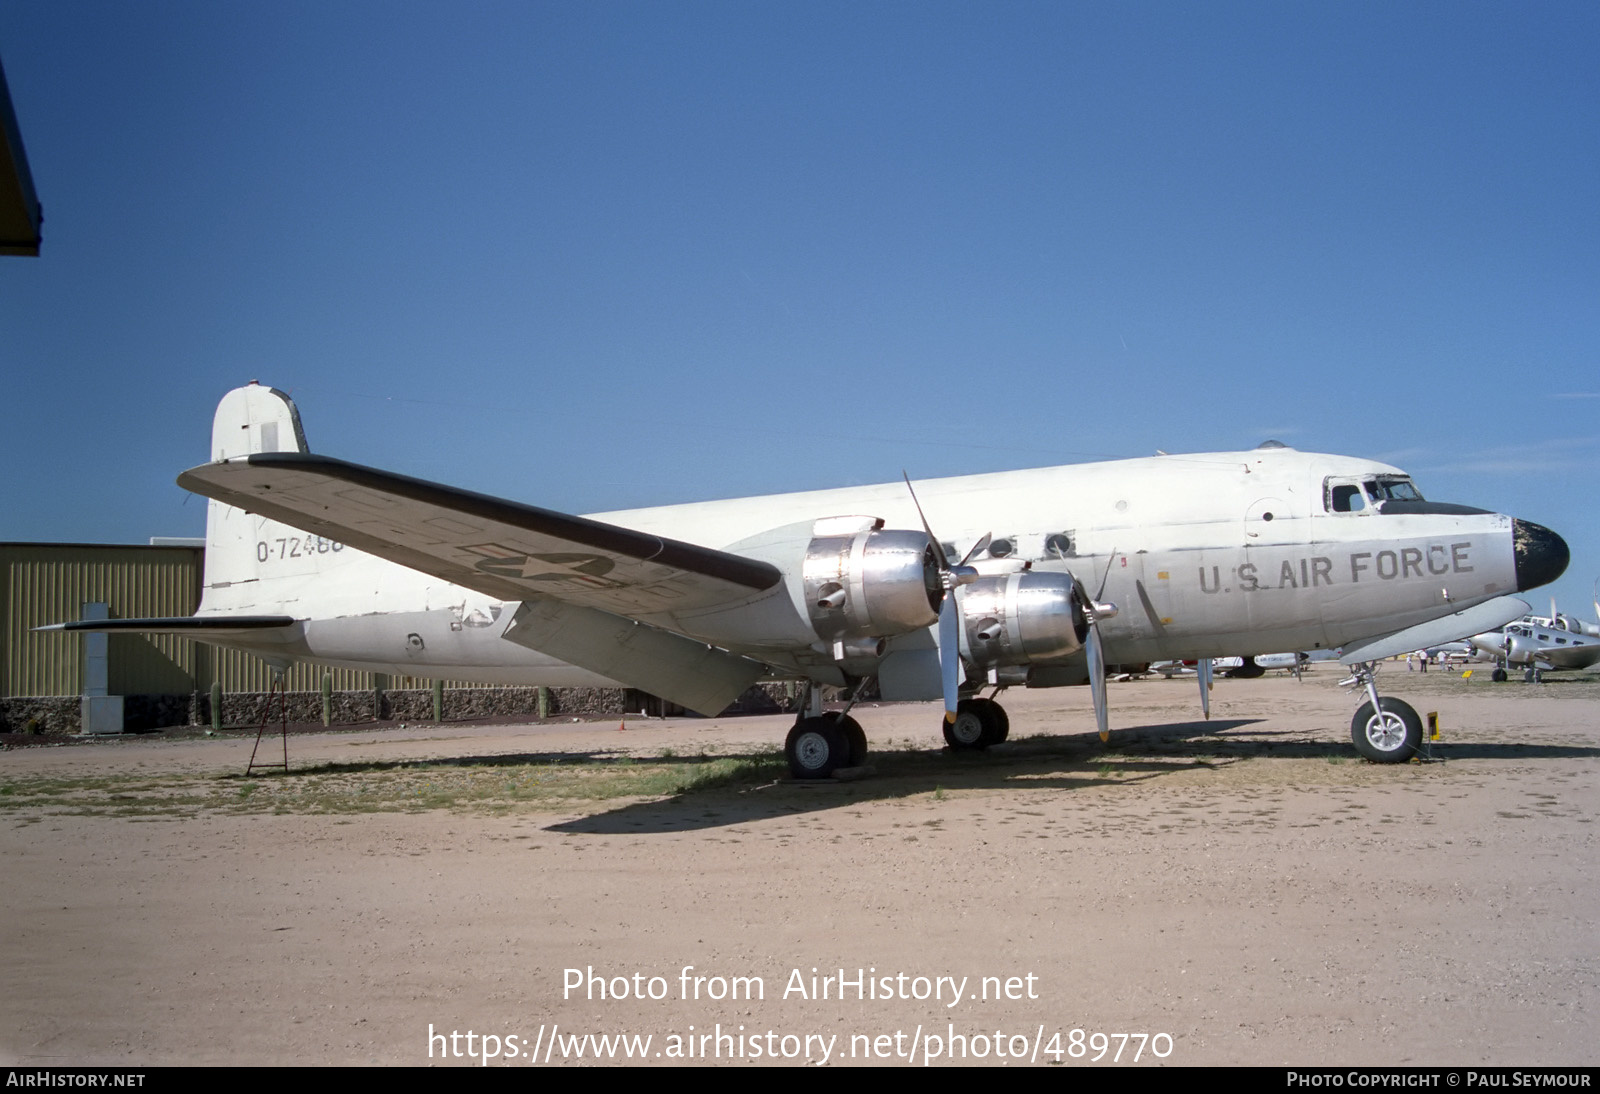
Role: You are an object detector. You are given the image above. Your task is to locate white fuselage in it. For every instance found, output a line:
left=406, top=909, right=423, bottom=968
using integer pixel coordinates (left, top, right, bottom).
left=198, top=445, right=1524, bottom=690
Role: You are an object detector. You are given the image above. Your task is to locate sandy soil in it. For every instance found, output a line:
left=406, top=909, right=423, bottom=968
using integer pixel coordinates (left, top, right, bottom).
left=2, top=669, right=1595, bottom=1067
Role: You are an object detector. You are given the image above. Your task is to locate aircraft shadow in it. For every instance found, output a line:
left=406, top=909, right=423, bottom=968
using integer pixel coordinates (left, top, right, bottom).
left=218, top=750, right=634, bottom=779
left=1106, top=721, right=1600, bottom=762
left=547, top=718, right=1275, bottom=835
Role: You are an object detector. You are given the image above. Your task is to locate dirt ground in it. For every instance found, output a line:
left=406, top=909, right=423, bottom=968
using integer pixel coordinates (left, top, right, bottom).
left=2, top=668, right=1595, bottom=1067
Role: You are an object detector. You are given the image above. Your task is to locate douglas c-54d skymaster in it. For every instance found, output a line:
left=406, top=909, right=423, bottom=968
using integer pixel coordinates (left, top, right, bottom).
left=46, top=383, right=1570, bottom=770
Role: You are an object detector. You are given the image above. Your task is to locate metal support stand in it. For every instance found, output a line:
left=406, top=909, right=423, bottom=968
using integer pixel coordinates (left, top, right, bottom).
left=246, top=672, right=290, bottom=776
left=1420, top=710, right=1439, bottom=762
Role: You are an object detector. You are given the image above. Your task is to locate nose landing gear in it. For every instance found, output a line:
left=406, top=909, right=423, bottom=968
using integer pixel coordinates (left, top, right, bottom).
left=1342, top=661, right=1423, bottom=763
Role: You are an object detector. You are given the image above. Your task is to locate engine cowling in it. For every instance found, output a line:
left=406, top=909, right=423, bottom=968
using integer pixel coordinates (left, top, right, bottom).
left=708, top=517, right=943, bottom=654
left=803, top=527, right=942, bottom=643
left=958, top=571, right=1088, bottom=669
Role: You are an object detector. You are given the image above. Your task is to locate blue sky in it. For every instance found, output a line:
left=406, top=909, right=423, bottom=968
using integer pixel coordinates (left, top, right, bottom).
left=3, top=2, right=1597, bottom=616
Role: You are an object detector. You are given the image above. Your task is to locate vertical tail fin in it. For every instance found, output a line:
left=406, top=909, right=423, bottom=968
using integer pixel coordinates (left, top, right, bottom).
left=210, top=382, right=308, bottom=461
left=199, top=384, right=312, bottom=613
left=194, top=383, right=428, bottom=621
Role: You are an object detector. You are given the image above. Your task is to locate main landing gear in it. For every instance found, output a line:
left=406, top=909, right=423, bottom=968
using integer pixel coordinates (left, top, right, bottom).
left=942, top=696, right=1010, bottom=750
left=782, top=685, right=1017, bottom=778
left=784, top=712, right=867, bottom=779
left=783, top=682, right=870, bottom=779
left=1343, top=660, right=1423, bottom=763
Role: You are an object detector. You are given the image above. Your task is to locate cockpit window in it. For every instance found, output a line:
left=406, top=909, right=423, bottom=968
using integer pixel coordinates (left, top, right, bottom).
left=1329, top=483, right=1367, bottom=512
left=1326, top=476, right=1424, bottom=513
left=1366, top=477, right=1425, bottom=503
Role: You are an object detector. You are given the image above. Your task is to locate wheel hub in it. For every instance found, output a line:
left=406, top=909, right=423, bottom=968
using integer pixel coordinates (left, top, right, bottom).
left=951, top=712, right=985, bottom=745
left=1365, top=713, right=1407, bottom=752
left=794, top=731, right=830, bottom=770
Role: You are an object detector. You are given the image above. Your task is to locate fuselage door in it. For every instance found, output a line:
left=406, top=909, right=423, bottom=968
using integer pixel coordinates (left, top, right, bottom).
left=1244, top=497, right=1289, bottom=541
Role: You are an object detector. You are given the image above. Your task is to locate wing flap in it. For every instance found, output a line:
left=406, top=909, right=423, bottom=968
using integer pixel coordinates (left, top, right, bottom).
left=503, top=599, right=764, bottom=716
left=177, top=453, right=782, bottom=616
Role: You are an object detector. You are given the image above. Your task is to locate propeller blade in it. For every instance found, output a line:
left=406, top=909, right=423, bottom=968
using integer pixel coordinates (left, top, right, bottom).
left=939, top=594, right=961, bottom=722
left=958, top=533, right=993, bottom=568
left=903, top=471, right=987, bottom=724
left=1197, top=657, right=1213, bottom=720
left=1095, top=547, right=1118, bottom=602
left=1087, top=621, right=1109, bottom=742
left=902, top=473, right=942, bottom=557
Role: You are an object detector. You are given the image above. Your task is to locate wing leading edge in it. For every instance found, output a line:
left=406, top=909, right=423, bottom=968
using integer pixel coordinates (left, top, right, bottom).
left=176, top=453, right=787, bottom=713
left=177, top=452, right=783, bottom=617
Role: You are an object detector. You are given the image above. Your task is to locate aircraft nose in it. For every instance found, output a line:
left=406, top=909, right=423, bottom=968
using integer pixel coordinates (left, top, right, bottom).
left=1513, top=519, right=1569, bottom=592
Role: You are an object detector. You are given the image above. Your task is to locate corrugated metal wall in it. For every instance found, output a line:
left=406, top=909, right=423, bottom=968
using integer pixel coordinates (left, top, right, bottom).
left=3, top=544, right=200, bottom=697
left=3, top=544, right=482, bottom=697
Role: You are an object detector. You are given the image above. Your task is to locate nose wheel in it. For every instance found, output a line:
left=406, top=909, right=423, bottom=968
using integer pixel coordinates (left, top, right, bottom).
left=1350, top=696, right=1423, bottom=762
left=1341, top=659, right=1423, bottom=762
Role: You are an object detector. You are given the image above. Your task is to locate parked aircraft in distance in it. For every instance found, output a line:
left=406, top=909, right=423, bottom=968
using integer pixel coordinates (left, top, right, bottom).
left=1463, top=613, right=1600, bottom=682
left=1547, top=588, right=1600, bottom=638
left=45, top=384, right=1570, bottom=768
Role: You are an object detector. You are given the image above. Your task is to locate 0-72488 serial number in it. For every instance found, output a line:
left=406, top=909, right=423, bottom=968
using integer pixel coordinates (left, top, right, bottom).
left=256, top=536, right=344, bottom=562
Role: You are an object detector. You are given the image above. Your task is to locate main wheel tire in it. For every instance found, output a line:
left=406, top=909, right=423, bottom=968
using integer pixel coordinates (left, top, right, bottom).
left=834, top=713, right=868, bottom=767
left=785, top=717, right=849, bottom=779
left=980, top=698, right=1010, bottom=743
left=943, top=705, right=986, bottom=750
left=1491, top=667, right=1508, bottom=682
left=943, top=698, right=1005, bottom=749
left=1349, top=697, right=1423, bottom=763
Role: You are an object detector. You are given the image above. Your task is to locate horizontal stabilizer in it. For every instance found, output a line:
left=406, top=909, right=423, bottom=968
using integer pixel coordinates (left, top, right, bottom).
left=1339, top=596, right=1529, bottom=665
left=177, top=453, right=782, bottom=617
left=36, top=616, right=297, bottom=636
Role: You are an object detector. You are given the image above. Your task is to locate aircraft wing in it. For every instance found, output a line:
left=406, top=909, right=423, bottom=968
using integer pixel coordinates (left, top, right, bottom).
left=1534, top=644, right=1600, bottom=671
left=1338, top=596, right=1531, bottom=665
left=176, top=453, right=784, bottom=617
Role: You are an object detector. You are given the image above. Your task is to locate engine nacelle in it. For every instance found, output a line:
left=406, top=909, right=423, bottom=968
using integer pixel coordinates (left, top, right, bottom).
left=711, top=517, right=942, bottom=653
left=803, top=526, right=942, bottom=643
left=958, top=571, right=1088, bottom=669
